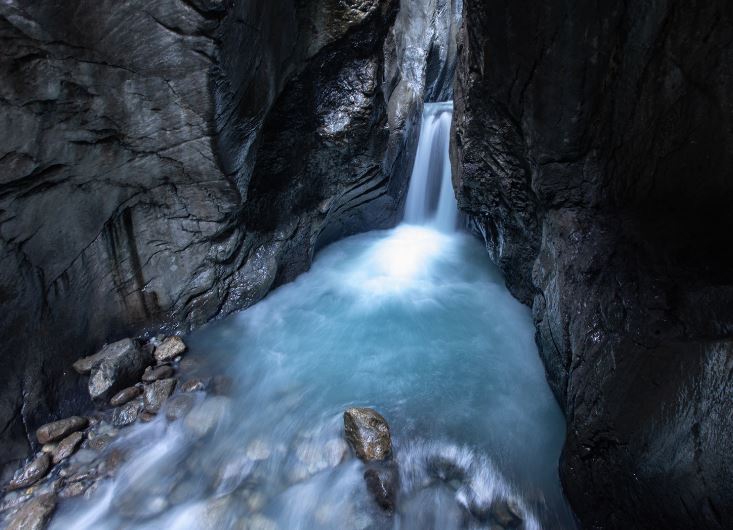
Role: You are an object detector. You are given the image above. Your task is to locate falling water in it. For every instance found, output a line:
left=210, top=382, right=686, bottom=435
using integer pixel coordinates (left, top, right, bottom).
left=43, top=102, right=576, bottom=529
left=403, top=102, right=459, bottom=231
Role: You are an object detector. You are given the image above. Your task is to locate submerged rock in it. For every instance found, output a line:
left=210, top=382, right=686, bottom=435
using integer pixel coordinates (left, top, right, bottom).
left=5, top=493, right=56, bottom=530
left=51, top=431, right=83, bottom=464
left=154, top=336, right=187, bottom=363
left=36, top=416, right=88, bottom=444
left=88, top=339, right=151, bottom=402
left=165, top=394, right=195, bottom=421
left=143, top=378, right=177, bottom=413
left=364, top=464, right=399, bottom=513
left=491, top=498, right=523, bottom=528
left=344, top=408, right=392, bottom=462
left=109, top=386, right=142, bottom=407
left=142, top=364, right=175, bottom=382
left=7, top=453, right=50, bottom=491
left=184, top=396, right=231, bottom=438
left=180, top=378, right=207, bottom=393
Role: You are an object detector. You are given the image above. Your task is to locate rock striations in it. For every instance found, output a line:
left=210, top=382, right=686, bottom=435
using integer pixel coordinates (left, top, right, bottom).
left=453, top=1, right=733, bottom=528
left=0, top=0, right=457, bottom=477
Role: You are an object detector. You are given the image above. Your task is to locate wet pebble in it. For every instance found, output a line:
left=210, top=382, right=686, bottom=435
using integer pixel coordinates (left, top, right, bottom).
left=51, top=431, right=83, bottom=464
left=36, top=416, right=88, bottom=445
left=5, top=493, right=56, bottom=530
left=142, top=364, right=175, bottom=383
left=165, top=394, right=195, bottom=421
left=144, top=378, right=177, bottom=413
left=180, top=378, right=207, bottom=392
left=154, top=336, right=187, bottom=363
left=59, top=481, right=88, bottom=499
left=7, top=453, right=50, bottom=491
left=112, top=399, right=143, bottom=427
left=110, top=386, right=142, bottom=407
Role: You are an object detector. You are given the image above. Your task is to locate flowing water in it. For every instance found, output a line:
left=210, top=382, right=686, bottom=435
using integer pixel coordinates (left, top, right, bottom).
left=49, top=103, right=575, bottom=529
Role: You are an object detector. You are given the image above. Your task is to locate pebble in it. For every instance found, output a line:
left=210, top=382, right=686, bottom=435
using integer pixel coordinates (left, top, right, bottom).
left=59, top=481, right=88, bottom=499
left=36, top=416, right=88, bottom=445
left=154, top=336, right=187, bottom=363
left=142, top=364, right=175, bottom=383
left=180, top=378, right=207, bottom=392
left=51, top=431, right=83, bottom=464
left=165, top=394, right=195, bottom=421
left=144, top=378, right=177, bottom=413
left=112, top=399, right=143, bottom=427
left=110, top=386, right=142, bottom=407
left=7, top=453, right=50, bottom=491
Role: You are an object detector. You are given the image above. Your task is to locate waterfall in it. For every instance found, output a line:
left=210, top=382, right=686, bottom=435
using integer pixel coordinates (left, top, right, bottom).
left=403, top=101, right=459, bottom=231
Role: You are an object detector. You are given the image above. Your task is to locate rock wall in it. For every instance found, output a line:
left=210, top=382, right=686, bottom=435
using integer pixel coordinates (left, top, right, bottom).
left=0, top=0, right=455, bottom=478
left=453, top=1, right=733, bottom=528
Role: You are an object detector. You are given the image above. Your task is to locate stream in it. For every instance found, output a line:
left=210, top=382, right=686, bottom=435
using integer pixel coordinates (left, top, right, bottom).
left=49, top=103, right=575, bottom=529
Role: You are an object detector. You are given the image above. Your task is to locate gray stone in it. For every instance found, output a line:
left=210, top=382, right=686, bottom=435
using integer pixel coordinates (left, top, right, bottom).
left=109, top=386, right=142, bottom=407
left=165, top=394, right=195, bottom=421
left=142, top=364, right=174, bottom=383
left=51, top=431, right=83, bottom=464
left=5, top=493, right=56, bottom=530
left=59, top=481, right=88, bottom=499
left=112, top=399, right=144, bottom=427
left=180, top=378, right=207, bottom=393
left=143, top=378, right=177, bottom=413
left=36, top=416, right=88, bottom=444
left=88, top=339, right=151, bottom=402
left=343, top=408, right=392, bottom=462
left=7, top=453, right=50, bottom=491
left=154, top=336, right=187, bottom=363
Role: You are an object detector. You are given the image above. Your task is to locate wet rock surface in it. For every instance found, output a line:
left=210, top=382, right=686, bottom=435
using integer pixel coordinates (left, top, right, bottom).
left=454, top=1, right=733, bottom=527
left=0, top=0, right=456, bottom=476
left=364, top=464, right=399, bottom=513
left=344, top=408, right=392, bottom=462
left=109, top=387, right=142, bottom=407
left=112, top=400, right=144, bottom=428
left=88, top=339, right=150, bottom=402
left=143, top=379, right=177, bottom=414
left=153, top=337, right=186, bottom=364
left=50, top=432, right=83, bottom=465
left=36, top=417, right=88, bottom=445
left=6, top=454, right=50, bottom=491
left=5, top=493, right=56, bottom=530
left=142, top=365, right=174, bottom=383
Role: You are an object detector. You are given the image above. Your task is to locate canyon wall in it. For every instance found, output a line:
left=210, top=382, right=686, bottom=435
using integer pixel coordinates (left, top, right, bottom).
left=0, top=0, right=456, bottom=478
left=453, top=1, right=733, bottom=528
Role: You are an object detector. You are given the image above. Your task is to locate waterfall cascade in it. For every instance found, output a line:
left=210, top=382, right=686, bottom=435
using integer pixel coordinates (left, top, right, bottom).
left=403, top=102, right=459, bottom=231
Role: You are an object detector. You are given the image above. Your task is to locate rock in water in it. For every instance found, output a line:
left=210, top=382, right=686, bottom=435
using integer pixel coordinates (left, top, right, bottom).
left=51, top=432, right=83, bottom=464
left=154, top=336, right=187, bottom=363
left=343, top=408, right=392, bottom=461
left=113, top=399, right=144, bottom=427
left=6, top=493, right=56, bottom=530
left=88, top=339, right=151, bottom=402
left=7, top=453, right=51, bottom=490
left=165, top=394, right=195, bottom=421
left=144, top=378, right=177, bottom=413
left=36, top=416, right=88, bottom=444
left=491, top=498, right=523, bottom=528
left=110, top=386, right=142, bottom=407
left=142, top=364, right=175, bottom=382
left=364, top=464, right=399, bottom=512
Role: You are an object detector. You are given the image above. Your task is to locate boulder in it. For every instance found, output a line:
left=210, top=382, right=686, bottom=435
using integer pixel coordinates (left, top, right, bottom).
left=143, top=378, right=177, bottom=413
left=109, top=386, right=142, bottom=407
left=154, top=336, right=187, bottom=363
left=88, top=339, right=151, bottom=402
left=343, top=408, right=392, bottom=461
left=51, top=431, right=83, bottom=464
left=7, top=453, right=50, bottom=491
left=5, top=493, right=56, bottom=530
left=142, top=364, right=174, bottom=382
left=36, top=416, right=88, bottom=444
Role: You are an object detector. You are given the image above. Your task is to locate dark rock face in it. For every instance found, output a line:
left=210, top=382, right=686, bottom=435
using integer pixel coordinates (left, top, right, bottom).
left=454, top=1, right=733, bottom=528
left=0, top=0, right=456, bottom=476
